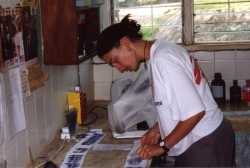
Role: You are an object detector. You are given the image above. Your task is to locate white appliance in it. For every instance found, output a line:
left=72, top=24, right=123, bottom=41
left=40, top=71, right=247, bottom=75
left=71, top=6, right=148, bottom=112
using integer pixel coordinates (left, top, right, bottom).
left=110, top=78, right=133, bottom=102
left=109, top=72, right=156, bottom=139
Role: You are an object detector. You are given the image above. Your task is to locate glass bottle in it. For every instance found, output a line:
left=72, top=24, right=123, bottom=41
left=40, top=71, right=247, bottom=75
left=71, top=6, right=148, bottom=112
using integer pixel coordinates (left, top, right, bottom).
left=230, top=80, right=241, bottom=103
left=242, top=79, right=250, bottom=102
left=211, top=73, right=225, bottom=104
left=83, top=44, right=86, bottom=57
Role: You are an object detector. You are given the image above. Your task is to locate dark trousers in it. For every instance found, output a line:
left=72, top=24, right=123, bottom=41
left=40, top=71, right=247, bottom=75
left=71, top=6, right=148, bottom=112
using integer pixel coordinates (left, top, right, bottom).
left=175, top=118, right=235, bottom=167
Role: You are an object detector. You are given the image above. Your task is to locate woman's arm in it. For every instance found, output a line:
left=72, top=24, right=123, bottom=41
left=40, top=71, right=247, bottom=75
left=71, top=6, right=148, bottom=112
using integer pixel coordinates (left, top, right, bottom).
left=163, top=111, right=205, bottom=149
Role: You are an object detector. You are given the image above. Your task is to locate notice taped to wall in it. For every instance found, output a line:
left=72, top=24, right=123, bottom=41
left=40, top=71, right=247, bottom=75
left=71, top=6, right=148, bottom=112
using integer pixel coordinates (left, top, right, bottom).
left=27, top=63, right=48, bottom=92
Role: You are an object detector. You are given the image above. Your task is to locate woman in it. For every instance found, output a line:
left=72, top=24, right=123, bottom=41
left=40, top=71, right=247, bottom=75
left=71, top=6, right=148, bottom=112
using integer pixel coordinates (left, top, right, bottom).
left=97, top=14, right=235, bottom=167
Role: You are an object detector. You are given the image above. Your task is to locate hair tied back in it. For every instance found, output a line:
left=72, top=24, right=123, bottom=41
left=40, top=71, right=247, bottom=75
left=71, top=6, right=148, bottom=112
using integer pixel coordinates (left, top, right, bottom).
left=121, top=14, right=141, bottom=33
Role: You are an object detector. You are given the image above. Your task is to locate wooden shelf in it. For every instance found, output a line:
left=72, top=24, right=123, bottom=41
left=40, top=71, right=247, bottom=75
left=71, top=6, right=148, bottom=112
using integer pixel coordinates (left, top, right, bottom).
left=40, top=0, right=99, bottom=65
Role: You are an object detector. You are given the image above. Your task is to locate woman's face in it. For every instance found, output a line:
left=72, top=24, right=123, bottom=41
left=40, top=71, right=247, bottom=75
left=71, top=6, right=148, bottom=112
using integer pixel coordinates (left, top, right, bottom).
left=102, top=39, right=140, bottom=73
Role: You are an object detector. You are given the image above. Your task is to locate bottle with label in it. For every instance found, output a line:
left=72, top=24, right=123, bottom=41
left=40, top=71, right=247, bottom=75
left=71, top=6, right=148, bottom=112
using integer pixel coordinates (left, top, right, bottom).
left=211, top=73, right=225, bottom=104
left=230, top=80, right=241, bottom=103
left=242, top=79, right=250, bottom=103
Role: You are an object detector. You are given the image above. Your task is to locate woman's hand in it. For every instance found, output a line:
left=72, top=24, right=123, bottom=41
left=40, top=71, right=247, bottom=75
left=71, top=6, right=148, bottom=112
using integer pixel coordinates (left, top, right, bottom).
left=136, top=144, right=165, bottom=160
left=141, top=127, right=161, bottom=145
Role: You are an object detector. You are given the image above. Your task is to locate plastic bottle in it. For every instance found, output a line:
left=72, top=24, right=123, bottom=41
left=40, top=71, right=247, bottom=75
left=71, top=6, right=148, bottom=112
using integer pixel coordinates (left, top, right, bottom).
left=230, top=80, right=241, bottom=103
left=242, top=79, right=250, bottom=103
left=211, top=73, right=225, bottom=104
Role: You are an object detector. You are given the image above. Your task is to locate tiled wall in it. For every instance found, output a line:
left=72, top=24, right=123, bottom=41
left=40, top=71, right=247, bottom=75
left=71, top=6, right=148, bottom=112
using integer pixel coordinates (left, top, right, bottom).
left=93, top=50, right=250, bottom=101
left=0, top=60, right=94, bottom=167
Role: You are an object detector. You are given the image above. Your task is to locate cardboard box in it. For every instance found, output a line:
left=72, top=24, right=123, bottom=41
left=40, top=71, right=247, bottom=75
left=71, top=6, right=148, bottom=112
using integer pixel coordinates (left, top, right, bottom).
left=68, top=91, right=87, bottom=124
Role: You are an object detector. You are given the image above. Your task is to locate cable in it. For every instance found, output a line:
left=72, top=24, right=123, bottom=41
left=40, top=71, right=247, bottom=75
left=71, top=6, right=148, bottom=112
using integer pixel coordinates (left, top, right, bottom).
left=34, top=137, right=67, bottom=168
left=79, top=105, right=107, bottom=126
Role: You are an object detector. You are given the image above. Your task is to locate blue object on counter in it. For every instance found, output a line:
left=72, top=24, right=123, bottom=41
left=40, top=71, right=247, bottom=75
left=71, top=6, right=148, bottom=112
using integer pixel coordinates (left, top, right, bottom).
left=65, top=111, right=77, bottom=134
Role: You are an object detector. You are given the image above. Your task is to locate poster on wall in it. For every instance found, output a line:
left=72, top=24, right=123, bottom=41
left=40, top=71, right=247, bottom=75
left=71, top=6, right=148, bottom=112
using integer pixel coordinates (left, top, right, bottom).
left=0, top=4, right=25, bottom=70
left=4, top=67, right=26, bottom=141
left=0, top=4, right=38, bottom=70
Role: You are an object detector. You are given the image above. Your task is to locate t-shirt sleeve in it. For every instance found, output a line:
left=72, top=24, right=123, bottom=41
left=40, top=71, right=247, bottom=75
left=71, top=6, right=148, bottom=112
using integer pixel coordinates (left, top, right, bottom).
left=152, top=57, right=205, bottom=121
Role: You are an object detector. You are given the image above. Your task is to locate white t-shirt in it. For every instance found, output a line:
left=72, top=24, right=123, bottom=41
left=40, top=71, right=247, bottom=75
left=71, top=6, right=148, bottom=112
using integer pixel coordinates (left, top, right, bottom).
left=148, top=39, right=223, bottom=156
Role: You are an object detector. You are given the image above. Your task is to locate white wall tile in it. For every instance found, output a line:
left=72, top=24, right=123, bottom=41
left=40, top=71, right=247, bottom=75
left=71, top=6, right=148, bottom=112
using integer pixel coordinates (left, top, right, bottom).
left=215, top=60, right=236, bottom=80
left=3, top=137, right=15, bottom=153
left=53, top=111, right=64, bottom=131
left=94, top=83, right=111, bottom=100
left=27, top=130, right=38, bottom=159
left=15, top=130, right=26, bottom=143
left=44, top=90, right=53, bottom=119
left=236, top=60, right=250, bottom=80
left=45, top=116, right=55, bottom=144
left=193, top=51, right=214, bottom=61
left=52, top=85, right=60, bottom=112
left=215, top=50, right=236, bottom=60
left=0, top=144, right=3, bottom=155
left=71, top=73, right=79, bottom=88
left=64, top=65, right=75, bottom=80
left=35, top=87, right=43, bottom=98
left=236, top=50, right=250, bottom=60
left=59, top=66, right=67, bottom=83
left=237, top=80, right=246, bottom=89
left=197, top=61, right=215, bottom=81
left=113, top=68, right=133, bottom=80
left=4, top=144, right=17, bottom=168
left=225, top=80, right=232, bottom=100
left=37, top=122, right=46, bottom=152
left=35, top=94, right=45, bottom=125
left=59, top=81, right=68, bottom=111
left=92, top=55, right=105, bottom=63
left=25, top=100, right=36, bottom=133
left=94, top=64, right=112, bottom=82
left=16, top=136, right=28, bottom=168
left=25, top=92, right=34, bottom=103
left=51, top=66, right=59, bottom=86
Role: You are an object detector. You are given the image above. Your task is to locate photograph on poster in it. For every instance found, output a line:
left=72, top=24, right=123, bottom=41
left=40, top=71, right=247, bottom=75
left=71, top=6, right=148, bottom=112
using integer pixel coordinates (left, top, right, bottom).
left=0, top=5, right=25, bottom=70
left=21, top=6, right=38, bottom=62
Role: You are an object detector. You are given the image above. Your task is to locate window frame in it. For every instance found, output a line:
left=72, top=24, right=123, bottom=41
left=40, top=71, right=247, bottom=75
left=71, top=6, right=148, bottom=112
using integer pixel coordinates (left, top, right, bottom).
left=109, top=0, right=250, bottom=51
left=183, top=0, right=250, bottom=51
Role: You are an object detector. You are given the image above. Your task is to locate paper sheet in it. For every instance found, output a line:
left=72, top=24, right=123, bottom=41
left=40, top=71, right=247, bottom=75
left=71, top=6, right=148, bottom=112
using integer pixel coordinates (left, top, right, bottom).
left=92, top=144, right=133, bottom=151
left=60, top=132, right=105, bottom=168
left=124, top=140, right=148, bottom=168
left=19, top=64, right=31, bottom=98
left=4, top=67, right=26, bottom=141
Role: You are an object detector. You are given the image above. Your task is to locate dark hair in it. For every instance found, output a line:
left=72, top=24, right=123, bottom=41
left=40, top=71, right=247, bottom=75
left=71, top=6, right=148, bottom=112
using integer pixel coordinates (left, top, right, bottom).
left=97, top=14, right=142, bottom=57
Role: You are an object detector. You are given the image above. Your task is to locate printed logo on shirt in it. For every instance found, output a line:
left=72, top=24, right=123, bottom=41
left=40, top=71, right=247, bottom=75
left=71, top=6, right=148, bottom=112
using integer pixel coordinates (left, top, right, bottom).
left=155, top=101, right=162, bottom=106
left=190, top=55, right=205, bottom=85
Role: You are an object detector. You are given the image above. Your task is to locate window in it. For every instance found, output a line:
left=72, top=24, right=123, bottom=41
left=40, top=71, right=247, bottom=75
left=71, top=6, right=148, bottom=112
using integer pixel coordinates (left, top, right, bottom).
left=193, top=0, right=250, bottom=43
left=111, top=0, right=250, bottom=48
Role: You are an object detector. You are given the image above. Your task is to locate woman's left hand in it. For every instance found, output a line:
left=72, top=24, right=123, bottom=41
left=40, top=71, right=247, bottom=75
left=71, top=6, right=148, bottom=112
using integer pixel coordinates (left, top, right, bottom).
left=136, top=144, right=165, bottom=160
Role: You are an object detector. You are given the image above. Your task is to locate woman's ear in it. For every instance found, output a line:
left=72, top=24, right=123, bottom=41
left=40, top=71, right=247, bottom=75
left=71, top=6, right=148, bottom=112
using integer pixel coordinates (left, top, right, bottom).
left=120, top=37, right=131, bottom=51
